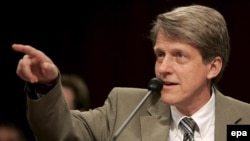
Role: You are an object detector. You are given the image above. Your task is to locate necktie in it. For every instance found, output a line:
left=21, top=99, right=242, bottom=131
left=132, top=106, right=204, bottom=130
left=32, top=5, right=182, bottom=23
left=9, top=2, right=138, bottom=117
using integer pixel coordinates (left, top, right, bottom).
left=179, top=117, right=197, bottom=141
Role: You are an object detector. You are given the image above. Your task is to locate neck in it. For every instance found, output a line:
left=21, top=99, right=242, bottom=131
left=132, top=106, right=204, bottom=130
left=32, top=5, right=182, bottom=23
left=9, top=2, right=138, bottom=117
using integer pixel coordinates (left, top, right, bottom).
left=176, top=87, right=212, bottom=116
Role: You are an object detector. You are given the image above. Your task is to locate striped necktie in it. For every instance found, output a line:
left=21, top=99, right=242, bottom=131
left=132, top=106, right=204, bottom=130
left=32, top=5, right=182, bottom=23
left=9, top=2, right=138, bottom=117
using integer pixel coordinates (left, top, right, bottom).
left=179, top=117, right=198, bottom=141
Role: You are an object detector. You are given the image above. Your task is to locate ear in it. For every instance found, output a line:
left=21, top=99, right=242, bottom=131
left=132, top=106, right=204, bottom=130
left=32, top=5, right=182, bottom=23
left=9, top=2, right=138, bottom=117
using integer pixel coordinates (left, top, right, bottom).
left=207, top=56, right=222, bottom=79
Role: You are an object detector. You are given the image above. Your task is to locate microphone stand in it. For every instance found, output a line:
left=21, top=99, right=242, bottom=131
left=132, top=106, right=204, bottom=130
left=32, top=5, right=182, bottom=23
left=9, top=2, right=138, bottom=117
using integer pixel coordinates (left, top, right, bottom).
left=110, top=77, right=163, bottom=141
left=111, top=90, right=153, bottom=141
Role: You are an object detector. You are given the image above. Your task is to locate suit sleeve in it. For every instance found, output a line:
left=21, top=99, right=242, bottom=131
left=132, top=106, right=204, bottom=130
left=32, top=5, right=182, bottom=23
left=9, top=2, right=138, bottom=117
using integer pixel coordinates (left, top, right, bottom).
left=27, top=81, right=119, bottom=141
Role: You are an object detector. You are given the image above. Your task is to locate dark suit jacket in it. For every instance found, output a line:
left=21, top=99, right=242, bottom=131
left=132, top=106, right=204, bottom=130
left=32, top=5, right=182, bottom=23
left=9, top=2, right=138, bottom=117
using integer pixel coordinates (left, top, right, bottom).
left=27, top=82, right=250, bottom=141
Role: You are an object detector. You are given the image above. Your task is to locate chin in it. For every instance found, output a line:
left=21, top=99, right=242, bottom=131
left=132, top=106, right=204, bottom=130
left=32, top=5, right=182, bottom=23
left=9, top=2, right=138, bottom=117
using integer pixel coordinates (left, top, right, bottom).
left=160, top=92, right=177, bottom=105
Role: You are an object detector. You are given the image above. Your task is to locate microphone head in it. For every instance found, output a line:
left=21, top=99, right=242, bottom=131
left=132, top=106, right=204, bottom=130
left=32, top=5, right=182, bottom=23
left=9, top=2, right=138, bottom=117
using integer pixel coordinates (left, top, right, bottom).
left=148, top=77, right=163, bottom=92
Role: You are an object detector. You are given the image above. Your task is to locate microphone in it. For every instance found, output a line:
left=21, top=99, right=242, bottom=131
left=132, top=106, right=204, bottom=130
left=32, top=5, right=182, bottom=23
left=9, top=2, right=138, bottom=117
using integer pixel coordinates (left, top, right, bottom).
left=111, top=77, right=163, bottom=141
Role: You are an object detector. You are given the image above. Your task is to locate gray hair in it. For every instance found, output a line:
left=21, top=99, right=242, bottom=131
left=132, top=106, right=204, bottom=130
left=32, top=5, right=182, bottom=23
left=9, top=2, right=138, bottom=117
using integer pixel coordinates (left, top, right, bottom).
left=150, top=5, right=230, bottom=85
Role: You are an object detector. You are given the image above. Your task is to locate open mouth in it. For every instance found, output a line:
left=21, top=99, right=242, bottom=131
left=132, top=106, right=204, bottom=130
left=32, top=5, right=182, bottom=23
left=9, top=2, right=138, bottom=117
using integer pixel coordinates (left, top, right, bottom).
left=163, top=81, right=178, bottom=86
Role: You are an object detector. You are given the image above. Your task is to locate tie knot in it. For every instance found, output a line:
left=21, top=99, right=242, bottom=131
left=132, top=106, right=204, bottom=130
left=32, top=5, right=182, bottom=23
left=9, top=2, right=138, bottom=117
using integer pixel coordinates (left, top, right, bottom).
left=180, top=117, right=197, bottom=134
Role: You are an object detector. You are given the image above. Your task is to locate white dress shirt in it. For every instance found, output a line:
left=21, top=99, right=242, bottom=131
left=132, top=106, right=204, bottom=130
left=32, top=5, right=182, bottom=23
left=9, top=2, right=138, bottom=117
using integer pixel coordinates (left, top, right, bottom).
left=168, top=90, right=215, bottom=141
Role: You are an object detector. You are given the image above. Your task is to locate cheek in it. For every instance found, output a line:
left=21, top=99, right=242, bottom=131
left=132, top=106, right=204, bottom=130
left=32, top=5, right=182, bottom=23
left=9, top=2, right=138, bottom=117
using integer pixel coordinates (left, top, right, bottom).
left=184, top=68, right=207, bottom=87
left=154, top=64, right=160, bottom=76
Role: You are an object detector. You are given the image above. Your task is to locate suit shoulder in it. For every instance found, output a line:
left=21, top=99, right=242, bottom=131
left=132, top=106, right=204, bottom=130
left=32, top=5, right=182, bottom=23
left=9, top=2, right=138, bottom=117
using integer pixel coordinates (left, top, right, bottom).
left=110, top=87, right=148, bottom=95
left=226, top=96, right=250, bottom=109
left=107, top=87, right=148, bottom=103
left=215, top=89, right=250, bottom=110
left=228, top=97, right=250, bottom=122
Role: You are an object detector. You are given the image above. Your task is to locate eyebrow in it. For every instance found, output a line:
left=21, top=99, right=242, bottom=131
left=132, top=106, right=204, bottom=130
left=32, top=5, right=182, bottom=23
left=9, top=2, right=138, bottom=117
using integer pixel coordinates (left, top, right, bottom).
left=153, top=46, right=163, bottom=51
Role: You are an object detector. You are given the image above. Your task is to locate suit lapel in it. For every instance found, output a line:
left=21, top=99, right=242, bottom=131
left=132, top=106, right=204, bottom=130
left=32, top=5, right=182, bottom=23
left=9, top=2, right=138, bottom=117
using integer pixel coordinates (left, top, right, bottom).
left=214, top=89, right=241, bottom=141
left=140, top=98, right=171, bottom=141
left=139, top=88, right=242, bottom=141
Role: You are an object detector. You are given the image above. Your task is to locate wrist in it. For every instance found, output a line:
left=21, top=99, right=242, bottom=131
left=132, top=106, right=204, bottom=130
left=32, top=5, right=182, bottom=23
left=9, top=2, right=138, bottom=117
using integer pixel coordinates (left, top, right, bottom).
left=34, top=76, right=59, bottom=94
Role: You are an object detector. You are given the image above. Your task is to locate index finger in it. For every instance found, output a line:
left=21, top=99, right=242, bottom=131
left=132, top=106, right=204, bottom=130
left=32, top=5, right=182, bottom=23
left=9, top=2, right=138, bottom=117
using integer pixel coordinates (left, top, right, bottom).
left=12, top=44, right=39, bottom=58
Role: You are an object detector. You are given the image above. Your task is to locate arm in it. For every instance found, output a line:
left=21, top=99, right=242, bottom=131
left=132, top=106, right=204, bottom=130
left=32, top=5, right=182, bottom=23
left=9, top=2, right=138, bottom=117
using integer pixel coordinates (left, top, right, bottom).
left=26, top=80, right=118, bottom=141
left=12, top=44, right=140, bottom=141
left=12, top=44, right=112, bottom=141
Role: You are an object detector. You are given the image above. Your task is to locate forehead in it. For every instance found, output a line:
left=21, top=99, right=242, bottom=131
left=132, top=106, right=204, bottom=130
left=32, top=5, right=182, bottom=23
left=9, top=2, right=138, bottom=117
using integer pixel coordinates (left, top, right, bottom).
left=154, top=31, right=197, bottom=51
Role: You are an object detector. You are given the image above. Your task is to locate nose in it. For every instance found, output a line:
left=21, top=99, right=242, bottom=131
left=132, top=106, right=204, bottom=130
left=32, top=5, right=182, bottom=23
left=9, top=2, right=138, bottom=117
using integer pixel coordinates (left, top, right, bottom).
left=157, top=57, right=174, bottom=75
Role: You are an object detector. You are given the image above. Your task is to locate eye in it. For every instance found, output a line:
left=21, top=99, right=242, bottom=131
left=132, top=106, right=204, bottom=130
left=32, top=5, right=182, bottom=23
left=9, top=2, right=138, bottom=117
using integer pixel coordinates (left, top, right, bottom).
left=155, top=52, right=165, bottom=58
left=175, top=52, right=184, bottom=58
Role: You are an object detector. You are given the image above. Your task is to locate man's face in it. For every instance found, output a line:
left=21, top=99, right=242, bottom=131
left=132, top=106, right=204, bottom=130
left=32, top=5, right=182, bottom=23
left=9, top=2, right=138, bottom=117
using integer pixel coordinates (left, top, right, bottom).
left=62, top=86, right=76, bottom=110
left=154, top=30, right=214, bottom=110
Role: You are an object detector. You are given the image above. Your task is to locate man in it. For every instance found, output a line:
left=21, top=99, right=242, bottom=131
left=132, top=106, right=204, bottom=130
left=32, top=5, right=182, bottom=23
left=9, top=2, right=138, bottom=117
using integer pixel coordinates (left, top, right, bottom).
left=12, top=4, right=250, bottom=141
left=61, top=73, right=90, bottom=111
left=0, top=121, right=28, bottom=141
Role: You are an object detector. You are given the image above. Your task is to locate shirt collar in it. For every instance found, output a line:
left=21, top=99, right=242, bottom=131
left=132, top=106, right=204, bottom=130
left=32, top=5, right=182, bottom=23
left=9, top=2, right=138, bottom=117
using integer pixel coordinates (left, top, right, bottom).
left=170, top=88, right=215, bottom=137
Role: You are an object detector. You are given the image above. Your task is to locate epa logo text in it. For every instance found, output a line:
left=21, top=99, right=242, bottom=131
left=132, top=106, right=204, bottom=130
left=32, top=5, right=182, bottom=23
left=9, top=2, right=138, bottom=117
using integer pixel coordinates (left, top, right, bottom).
left=231, top=131, right=247, bottom=138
